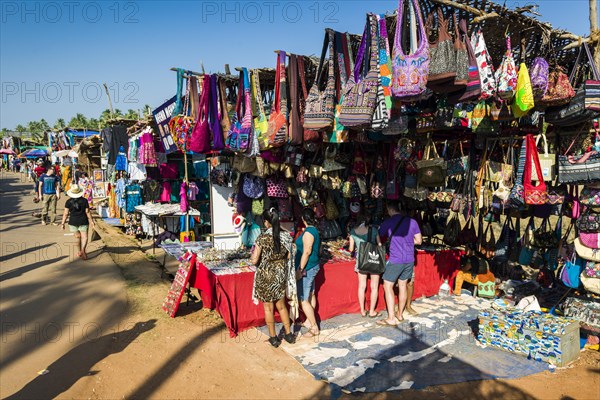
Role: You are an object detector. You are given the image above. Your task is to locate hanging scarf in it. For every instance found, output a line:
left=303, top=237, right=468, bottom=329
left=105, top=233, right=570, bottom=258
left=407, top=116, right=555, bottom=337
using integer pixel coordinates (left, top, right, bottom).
left=251, top=228, right=298, bottom=322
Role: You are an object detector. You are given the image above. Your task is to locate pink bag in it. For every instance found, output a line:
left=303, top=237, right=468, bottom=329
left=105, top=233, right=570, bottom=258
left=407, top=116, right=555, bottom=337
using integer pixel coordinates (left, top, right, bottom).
left=266, top=177, right=288, bottom=198
left=391, top=0, right=430, bottom=98
left=189, top=77, right=211, bottom=153
left=580, top=232, right=600, bottom=249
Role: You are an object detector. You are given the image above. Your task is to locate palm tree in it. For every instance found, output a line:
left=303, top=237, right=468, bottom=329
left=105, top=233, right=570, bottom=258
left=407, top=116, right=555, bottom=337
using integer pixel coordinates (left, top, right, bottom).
left=99, top=109, right=113, bottom=125
left=68, top=113, right=88, bottom=129
left=1, top=128, right=9, bottom=138
left=54, top=118, right=66, bottom=130
left=125, top=109, right=139, bottom=120
left=87, top=118, right=100, bottom=130
left=15, top=124, right=26, bottom=135
left=113, top=109, right=124, bottom=118
left=143, top=104, right=153, bottom=117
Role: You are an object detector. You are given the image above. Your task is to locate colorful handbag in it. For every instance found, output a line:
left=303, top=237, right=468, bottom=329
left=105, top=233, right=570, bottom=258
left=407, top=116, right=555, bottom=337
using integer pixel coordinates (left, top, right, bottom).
left=394, top=138, right=413, bottom=162
left=558, top=127, right=600, bottom=183
left=297, top=56, right=322, bottom=142
left=470, top=28, right=496, bottom=100
left=265, top=177, right=288, bottom=198
left=251, top=69, right=269, bottom=150
left=530, top=57, right=549, bottom=100
left=523, top=134, right=548, bottom=205
left=580, top=188, right=600, bottom=207
left=391, top=0, right=430, bottom=98
left=538, top=68, right=576, bottom=107
left=266, top=52, right=288, bottom=148
left=303, top=30, right=336, bottom=130
left=326, top=32, right=352, bottom=143
left=495, top=36, right=518, bottom=100
left=447, top=142, right=468, bottom=176
left=426, top=9, right=456, bottom=89
left=242, top=175, right=265, bottom=199
left=453, top=17, right=481, bottom=102
left=189, top=76, right=211, bottom=153
left=339, top=15, right=379, bottom=127
left=371, top=14, right=392, bottom=130
left=546, top=43, right=600, bottom=126
left=512, top=63, right=535, bottom=117
left=508, top=139, right=527, bottom=207
left=225, top=69, right=252, bottom=152
left=531, top=134, right=556, bottom=182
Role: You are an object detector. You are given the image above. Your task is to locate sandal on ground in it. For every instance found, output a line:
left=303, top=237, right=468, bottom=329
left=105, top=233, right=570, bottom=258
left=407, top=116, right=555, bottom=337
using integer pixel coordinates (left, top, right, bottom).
left=406, top=308, right=418, bottom=316
left=283, top=333, right=296, bottom=344
left=303, top=328, right=319, bottom=338
left=360, top=311, right=367, bottom=317
left=368, top=312, right=381, bottom=318
left=377, top=319, right=400, bottom=327
left=268, top=336, right=281, bottom=348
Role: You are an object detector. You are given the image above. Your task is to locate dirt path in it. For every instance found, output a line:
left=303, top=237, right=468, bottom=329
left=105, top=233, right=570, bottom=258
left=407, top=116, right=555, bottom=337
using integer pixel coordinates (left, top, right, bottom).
left=1, top=171, right=598, bottom=399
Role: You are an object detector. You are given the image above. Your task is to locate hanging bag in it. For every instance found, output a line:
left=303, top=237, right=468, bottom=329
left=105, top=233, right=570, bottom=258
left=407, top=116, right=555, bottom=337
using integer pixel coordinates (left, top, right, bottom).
left=426, top=9, right=456, bottom=89
left=391, top=0, right=430, bottom=98
left=508, top=139, right=527, bottom=207
left=558, top=126, right=600, bottom=183
left=470, top=28, right=496, bottom=99
left=371, top=14, right=393, bottom=130
left=512, top=62, right=535, bottom=117
left=297, top=56, right=321, bottom=142
left=454, top=17, right=481, bottom=102
left=225, top=69, right=252, bottom=152
left=546, top=43, right=600, bottom=126
left=523, top=134, right=548, bottom=205
left=288, top=54, right=303, bottom=146
left=210, top=75, right=225, bottom=151
left=417, top=140, right=447, bottom=187
left=190, top=76, right=211, bottom=153
left=327, top=32, right=353, bottom=143
left=443, top=212, right=461, bottom=247
left=266, top=52, right=289, bottom=148
left=532, top=133, right=555, bottom=182
left=530, top=57, right=549, bottom=100
left=339, top=14, right=380, bottom=127
left=451, top=13, right=469, bottom=89
left=538, top=68, right=576, bottom=107
left=218, top=77, right=231, bottom=134
left=252, top=70, right=269, bottom=151
left=304, top=30, right=336, bottom=130
left=495, top=35, right=518, bottom=100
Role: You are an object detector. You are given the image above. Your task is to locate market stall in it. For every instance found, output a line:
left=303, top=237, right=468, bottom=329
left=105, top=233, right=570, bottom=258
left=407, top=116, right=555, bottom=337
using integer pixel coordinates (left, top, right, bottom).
left=149, top=0, right=600, bottom=354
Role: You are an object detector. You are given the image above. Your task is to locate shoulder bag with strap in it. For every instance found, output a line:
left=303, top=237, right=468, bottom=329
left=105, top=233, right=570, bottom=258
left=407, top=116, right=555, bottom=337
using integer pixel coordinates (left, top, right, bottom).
left=470, top=27, right=496, bottom=100
left=225, top=69, right=252, bottom=152
left=339, top=14, right=379, bottom=128
left=297, top=56, right=321, bottom=142
left=288, top=53, right=303, bottom=146
left=190, top=76, right=211, bottom=153
left=252, top=69, right=269, bottom=152
left=391, top=0, right=430, bottom=98
left=266, top=51, right=288, bottom=148
left=304, top=30, right=336, bottom=130
left=210, top=74, right=225, bottom=151
left=523, top=134, right=548, bottom=205
left=327, top=31, right=353, bottom=143
left=358, top=225, right=386, bottom=274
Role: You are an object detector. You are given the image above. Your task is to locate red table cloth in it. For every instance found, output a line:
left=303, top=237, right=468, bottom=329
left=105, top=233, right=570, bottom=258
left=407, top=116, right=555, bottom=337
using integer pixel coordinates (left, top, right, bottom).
left=188, top=249, right=462, bottom=337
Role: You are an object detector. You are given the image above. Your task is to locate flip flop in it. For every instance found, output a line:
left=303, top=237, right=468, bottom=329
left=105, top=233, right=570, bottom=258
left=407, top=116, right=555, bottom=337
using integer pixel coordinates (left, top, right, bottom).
left=376, top=319, right=399, bottom=327
left=406, top=309, right=418, bottom=316
left=303, top=328, right=319, bottom=338
left=368, top=312, right=381, bottom=318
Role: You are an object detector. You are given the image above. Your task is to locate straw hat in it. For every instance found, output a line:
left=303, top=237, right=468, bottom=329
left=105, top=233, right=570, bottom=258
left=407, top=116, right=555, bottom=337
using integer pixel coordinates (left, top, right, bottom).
left=67, top=184, right=85, bottom=199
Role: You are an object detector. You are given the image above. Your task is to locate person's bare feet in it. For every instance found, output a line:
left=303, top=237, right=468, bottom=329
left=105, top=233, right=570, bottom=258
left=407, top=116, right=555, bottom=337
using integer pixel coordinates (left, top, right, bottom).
left=80, top=251, right=88, bottom=260
left=406, top=307, right=418, bottom=315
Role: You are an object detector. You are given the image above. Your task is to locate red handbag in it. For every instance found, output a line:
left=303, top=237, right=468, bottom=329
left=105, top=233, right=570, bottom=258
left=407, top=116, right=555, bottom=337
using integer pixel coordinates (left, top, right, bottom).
left=523, top=134, right=548, bottom=205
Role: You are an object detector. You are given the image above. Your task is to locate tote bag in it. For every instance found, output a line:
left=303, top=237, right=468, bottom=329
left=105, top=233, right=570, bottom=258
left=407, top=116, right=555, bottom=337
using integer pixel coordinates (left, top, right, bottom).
left=358, top=227, right=386, bottom=274
left=304, top=30, right=336, bottom=130
left=391, top=0, right=430, bottom=98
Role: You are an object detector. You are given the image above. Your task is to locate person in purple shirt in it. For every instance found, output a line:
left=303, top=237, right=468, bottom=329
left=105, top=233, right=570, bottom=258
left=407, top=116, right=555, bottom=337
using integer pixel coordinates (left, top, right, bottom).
left=377, top=202, right=422, bottom=326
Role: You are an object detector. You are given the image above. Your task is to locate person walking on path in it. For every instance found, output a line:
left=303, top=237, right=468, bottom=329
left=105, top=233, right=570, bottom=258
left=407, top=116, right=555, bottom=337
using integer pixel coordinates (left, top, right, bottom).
left=378, top=203, right=422, bottom=326
left=38, top=166, right=61, bottom=225
left=61, top=184, right=95, bottom=259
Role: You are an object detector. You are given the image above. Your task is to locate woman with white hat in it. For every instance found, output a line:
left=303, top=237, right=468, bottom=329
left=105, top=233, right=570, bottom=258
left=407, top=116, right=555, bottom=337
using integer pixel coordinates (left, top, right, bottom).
left=60, top=184, right=95, bottom=260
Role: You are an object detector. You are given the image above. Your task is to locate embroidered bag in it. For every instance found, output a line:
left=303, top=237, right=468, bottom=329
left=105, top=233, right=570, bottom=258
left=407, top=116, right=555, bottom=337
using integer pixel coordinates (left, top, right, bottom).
left=530, top=57, right=549, bottom=100
left=508, top=139, right=527, bottom=207
left=495, top=36, right=518, bottom=100
left=251, top=69, right=269, bottom=151
left=470, top=28, right=496, bottom=99
left=538, top=68, right=576, bottom=107
left=288, top=54, right=303, bottom=146
left=339, top=14, right=379, bottom=127
left=394, top=138, right=413, bottom=162
left=391, top=0, right=430, bottom=98
left=266, top=52, right=289, bottom=148
left=304, top=30, right=336, bottom=130
left=416, top=140, right=447, bottom=187
left=326, top=32, right=353, bottom=143
left=225, top=69, right=252, bottom=152
left=426, top=9, right=456, bottom=89
left=523, top=134, right=548, bottom=205
left=546, top=43, right=600, bottom=126
left=371, top=14, right=393, bottom=130
left=297, top=56, right=322, bottom=142
left=581, top=188, right=600, bottom=207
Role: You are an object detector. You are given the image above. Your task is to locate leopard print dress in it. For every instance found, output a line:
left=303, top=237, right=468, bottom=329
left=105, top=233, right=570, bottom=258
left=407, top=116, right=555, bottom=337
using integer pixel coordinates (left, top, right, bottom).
left=254, top=233, right=289, bottom=302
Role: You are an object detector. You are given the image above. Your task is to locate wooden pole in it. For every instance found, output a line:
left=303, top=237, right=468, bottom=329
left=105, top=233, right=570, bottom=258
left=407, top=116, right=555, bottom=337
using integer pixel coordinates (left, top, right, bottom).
left=591, top=0, right=600, bottom=68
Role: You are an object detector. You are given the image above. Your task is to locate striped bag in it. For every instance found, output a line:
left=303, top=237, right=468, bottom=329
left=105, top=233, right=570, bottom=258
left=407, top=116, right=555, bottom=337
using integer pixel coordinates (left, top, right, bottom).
left=303, top=30, right=336, bottom=130
left=508, top=139, right=527, bottom=207
left=371, top=14, right=391, bottom=130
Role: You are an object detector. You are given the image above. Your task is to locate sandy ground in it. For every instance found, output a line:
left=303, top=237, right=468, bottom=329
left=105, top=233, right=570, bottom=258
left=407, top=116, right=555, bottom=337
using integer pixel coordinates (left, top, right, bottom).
left=1, top=172, right=599, bottom=400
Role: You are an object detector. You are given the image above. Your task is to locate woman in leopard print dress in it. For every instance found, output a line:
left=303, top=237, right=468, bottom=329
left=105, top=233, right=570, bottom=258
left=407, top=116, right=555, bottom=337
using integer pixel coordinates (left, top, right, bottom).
left=251, top=208, right=295, bottom=348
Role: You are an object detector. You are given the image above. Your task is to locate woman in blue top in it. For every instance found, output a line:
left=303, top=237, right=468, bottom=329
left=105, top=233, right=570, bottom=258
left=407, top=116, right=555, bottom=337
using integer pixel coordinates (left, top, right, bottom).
left=295, top=208, right=321, bottom=338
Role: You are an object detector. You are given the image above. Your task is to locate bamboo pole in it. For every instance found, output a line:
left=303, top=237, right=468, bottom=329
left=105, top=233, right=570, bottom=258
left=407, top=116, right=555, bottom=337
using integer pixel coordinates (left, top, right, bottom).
left=591, top=0, right=600, bottom=68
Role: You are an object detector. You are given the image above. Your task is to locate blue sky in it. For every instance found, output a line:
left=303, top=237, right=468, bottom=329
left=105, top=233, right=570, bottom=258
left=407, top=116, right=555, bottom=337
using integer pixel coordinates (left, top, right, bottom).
left=0, top=0, right=593, bottom=130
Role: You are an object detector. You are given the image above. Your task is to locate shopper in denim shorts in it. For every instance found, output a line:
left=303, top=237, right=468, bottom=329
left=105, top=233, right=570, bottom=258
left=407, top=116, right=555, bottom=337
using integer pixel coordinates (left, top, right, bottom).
left=378, top=202, right=422, bottom=326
